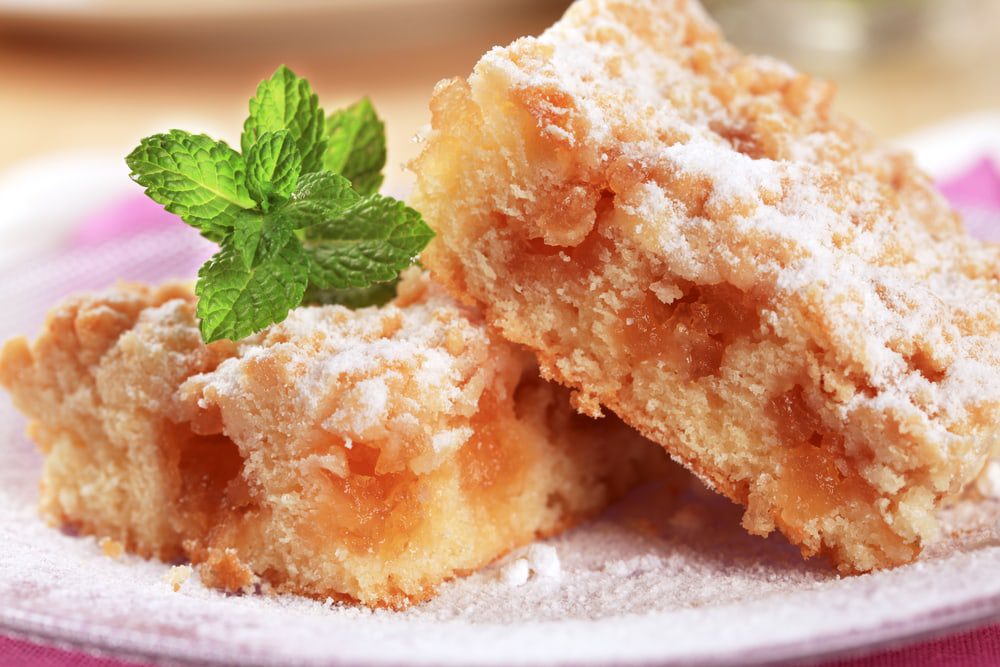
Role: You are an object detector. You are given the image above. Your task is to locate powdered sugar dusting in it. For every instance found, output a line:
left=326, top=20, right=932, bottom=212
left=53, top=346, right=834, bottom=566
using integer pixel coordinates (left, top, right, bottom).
left=660, top=137, right=783, bottom=207
left=184, top=273, right=496, bottom=475
left=327, top=377, right=390, bottom=435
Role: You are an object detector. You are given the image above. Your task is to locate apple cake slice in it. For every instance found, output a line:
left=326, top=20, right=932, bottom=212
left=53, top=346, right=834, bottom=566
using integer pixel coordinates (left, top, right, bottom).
left=0, top=270, right=667, bottom=607
left=412, top=0, right=1000, bottom=572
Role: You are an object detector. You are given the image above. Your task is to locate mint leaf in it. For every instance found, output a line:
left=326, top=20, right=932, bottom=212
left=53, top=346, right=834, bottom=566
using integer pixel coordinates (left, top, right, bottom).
left=257, top=215, right=297, bottom=265
left=231, top=211, right=264, bottom=269
left=231, top=209, right=299, bottom=270
left=305, top=280, right=398, bottom=309
left=303, top=194, right=434, bottom=289
left=126, top=130, right=255, bottom=241
left=195, top=235, right=308, bottom=343
left=245, top=130, right=302, bottom=208
left=276, top=171, right=360, bottom=229
left=323, top=98, right=386, bottom=195
left=242, top=66, right=326, bottom=174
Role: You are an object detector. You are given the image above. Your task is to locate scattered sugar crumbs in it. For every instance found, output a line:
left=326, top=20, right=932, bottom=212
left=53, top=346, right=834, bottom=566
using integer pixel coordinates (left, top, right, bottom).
left=499, top=544, right=562, bottom=587
left=976, top=461, right=1000, bottom=499
left=98, top=536, right=124, bottom=560
left=163, top=565, right=193, bottom=592
left=97, top=535, right=195, bottom=594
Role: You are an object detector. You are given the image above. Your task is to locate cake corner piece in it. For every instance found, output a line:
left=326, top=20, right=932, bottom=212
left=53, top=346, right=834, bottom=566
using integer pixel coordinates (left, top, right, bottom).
left=1, top=269, right=671, bottom=607
left=412, top=0, right=1000, bottom=572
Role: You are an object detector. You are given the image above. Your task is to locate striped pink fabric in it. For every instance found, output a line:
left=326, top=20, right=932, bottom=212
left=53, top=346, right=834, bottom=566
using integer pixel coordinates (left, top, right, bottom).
left=2, top=618, right=997, bottom=665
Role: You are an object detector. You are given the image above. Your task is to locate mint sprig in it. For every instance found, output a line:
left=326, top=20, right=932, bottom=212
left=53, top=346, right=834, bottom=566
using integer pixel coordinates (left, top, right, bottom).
left=126, top=65, right=434, bottom=343
left=324, top=98, right=386, bottom=195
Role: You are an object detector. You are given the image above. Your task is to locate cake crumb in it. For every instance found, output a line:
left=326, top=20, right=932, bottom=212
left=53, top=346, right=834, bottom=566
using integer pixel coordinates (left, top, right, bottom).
left=525, top=544, right=561, bottom=580
left=500, top=559, right=530, bottom=587
left=501, top=544, right=562, bottom=587
left=976, top=461, right=1000, bottom=499
left=98, top=536, right=123, bottom=560
left=668, top=505, right=707, bottom=533
left=163, top=565, right=193, bottom=592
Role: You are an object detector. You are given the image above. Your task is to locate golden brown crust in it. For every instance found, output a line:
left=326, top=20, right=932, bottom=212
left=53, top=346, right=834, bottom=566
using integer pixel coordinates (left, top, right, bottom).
left=413, top=0, right=1000, bottom=572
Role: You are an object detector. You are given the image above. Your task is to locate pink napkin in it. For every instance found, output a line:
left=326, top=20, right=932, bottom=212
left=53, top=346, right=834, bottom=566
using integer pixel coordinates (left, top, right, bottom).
left=3, top=158, right=999, bottom=666
left=939, top=157, right=1000, bottom=243
left=0, top=638, right=145, bottom=667
left=939, top=157, right=1000, bottom=211
left=1, top=619, right=997, bottom=666
left=70, top=194, right=179, bottom=248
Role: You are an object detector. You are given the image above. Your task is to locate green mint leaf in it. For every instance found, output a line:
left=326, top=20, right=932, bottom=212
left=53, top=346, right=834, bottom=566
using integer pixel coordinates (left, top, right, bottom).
left=231, top=211, right=264, bottom=269
left=126, top=130, right=255, bottom=241
left=245, top=130, right=302, bottom=208
left=257, top=215, right=297, bottom=264
left=231, top=210, right=298, bottom=270
left=303, top=194, right=434, bottom=289
left=304, top=280, right=399, bottom=309
left=276, top=171, right=361, bottom=230
left=195, top=235, right=308, bottom=343
left=242, top=65, right=326, bottom=174
left=323, top=98, right=386, bottom=195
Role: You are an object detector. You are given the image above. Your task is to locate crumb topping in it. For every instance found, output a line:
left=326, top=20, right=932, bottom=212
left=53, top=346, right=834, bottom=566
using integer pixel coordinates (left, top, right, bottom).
left=180, top=270, right=521, bottom=476
left=471, top=0, right=1000, bottom=450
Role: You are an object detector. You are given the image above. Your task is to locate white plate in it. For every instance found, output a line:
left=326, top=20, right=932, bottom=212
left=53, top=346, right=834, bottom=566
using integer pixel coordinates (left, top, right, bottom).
left=1, top=121, right=999, bottom=665
left=0, top=227, right=998, bottom=667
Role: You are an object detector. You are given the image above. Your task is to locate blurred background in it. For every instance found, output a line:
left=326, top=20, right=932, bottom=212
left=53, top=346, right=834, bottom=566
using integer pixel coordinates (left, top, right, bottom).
left=0, top=0, right=998, bottom=261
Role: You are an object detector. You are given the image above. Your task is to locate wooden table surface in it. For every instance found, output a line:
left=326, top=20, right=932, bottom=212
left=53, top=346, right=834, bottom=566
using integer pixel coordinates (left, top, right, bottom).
left=0, top=1, right=998, bottom=196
